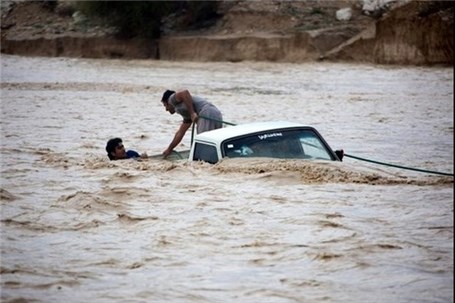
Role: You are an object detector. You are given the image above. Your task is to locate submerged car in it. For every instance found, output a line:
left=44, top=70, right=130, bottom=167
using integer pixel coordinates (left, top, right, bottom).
left=184, top=121, right=343, bottom=164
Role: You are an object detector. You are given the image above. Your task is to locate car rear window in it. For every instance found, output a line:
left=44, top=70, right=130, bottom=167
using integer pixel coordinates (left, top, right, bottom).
left=222, top=128, right=334, bottom=160
left=193, top=143, right=218, bottom=164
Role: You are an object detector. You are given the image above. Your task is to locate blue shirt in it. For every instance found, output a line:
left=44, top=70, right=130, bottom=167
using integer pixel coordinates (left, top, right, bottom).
left=126, top=150, right=140, bottom=159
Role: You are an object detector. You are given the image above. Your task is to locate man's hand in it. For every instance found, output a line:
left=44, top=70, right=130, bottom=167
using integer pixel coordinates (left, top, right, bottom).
left=191, top=112, right=199, bottom=123
left=162, top=148, right=172, bottom=158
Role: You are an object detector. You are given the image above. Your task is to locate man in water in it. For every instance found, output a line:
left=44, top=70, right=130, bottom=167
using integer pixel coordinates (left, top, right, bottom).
left=105, top=137, right=146, bottom=160
left=160, top=89, right=223, bottom=158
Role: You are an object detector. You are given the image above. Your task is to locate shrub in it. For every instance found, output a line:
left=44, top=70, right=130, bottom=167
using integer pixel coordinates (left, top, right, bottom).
left=75, top=1, right=220, bottom=39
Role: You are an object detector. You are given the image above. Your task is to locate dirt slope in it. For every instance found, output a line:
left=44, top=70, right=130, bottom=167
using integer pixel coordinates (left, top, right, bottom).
left=1, top=0, right=453, bottom=65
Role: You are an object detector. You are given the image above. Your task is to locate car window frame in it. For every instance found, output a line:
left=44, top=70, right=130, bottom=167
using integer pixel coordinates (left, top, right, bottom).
left=192, top=142, right=219, bottom=164
left=221, top=126, right=338, bottom=161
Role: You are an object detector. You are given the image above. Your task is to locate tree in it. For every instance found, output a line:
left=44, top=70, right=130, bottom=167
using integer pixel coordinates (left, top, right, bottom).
left=75, top=1, right=220, bottom=39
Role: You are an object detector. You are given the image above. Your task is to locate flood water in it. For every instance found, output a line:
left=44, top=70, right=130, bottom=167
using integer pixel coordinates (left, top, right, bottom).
left=1, top=54, right=453, bottom=303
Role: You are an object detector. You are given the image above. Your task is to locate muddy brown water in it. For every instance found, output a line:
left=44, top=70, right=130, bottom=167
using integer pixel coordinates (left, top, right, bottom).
left=1, top=55, right=453, bottom=303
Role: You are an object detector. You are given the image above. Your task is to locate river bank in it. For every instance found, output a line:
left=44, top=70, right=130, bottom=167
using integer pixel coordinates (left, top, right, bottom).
left=1, top=1, right=453, bottom=65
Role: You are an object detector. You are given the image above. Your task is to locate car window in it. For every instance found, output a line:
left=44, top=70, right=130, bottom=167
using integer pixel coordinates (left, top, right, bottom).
left=299, top=131, right=332, bottom=160
left=193, top=143, right=218, bottom=164
left=223, top=128, right=333, bottom=160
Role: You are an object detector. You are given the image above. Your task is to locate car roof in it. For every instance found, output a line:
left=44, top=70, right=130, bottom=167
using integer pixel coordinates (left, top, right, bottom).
left=194, top=121, right=311, bottom=144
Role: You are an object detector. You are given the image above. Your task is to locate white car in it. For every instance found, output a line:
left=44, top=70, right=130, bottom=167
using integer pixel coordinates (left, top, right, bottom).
left=183, top=121, right=343, bottom=164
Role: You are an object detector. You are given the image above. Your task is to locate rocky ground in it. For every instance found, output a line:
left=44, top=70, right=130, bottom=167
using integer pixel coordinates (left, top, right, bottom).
left=1, top=0, right=453, bottom=65
left=1, top=1, right=374, bottom=39
left=1, top=1, right=115, bottom=39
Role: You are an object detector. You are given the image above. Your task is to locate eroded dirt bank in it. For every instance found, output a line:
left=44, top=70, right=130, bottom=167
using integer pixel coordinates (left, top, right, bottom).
left=1, top=1, right=453, bottom=65
left=323, top=1, right=454, bottom=65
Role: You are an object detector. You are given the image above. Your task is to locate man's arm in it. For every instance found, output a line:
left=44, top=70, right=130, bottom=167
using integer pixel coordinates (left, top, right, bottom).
left=163, top=122, right=192, bottom=158
left=175, top=90, right=198, bottom=123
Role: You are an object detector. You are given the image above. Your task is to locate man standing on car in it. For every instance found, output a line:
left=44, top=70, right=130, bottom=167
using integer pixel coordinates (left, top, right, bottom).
left=160, top=89, right=223, bottom=158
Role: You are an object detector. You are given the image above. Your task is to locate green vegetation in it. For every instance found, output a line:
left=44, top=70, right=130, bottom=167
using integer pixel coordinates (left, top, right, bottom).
left=309, top=7, right=325, bottom=15
left=74, top=1, right=220, bottom=39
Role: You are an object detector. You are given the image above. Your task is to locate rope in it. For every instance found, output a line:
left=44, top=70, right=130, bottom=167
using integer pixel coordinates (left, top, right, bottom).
left=344, top=153, right=453, bottom=177
left=190, top=122, right=196, bottom=145
left=199, top=115, right=237, bottom=126
left=191, top=116, right=454, bottom=177
left=171, top=150, right=184, bottom=159
left=190, top=115, right=237, bottom=145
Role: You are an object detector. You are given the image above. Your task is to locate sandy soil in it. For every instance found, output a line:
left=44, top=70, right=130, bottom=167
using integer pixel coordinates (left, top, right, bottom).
left=1, top=1, right=373, bottom=39
left=1, top=1, right=453, bottom=65
left=0, top=1, right=378, bottom=61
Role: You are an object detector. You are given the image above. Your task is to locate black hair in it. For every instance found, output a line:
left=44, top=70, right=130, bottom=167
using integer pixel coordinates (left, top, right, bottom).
left=106, top=137, right=123, bottom=160
left=161, top=90, right=175, bottom=102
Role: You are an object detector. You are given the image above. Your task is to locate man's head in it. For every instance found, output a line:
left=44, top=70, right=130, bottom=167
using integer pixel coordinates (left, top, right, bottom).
left=161, top=90, right=175, bottom=102
left=161, top=89, right=176, bottom=114
left=106, top=138, right=126, bottom=160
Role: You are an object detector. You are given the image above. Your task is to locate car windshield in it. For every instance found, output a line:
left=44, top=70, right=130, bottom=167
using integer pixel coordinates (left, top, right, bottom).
left=222, top=128, right=335, bottom=160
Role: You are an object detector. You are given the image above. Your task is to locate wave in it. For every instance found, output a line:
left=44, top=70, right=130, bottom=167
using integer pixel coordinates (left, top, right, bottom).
left=0, top=81, right=156, bottom=93
left=211, top=158, right=454, bottom=186
left=5, top=146, right=450, bottom=186
left=0, top=189, right=18, bottom=201
left=80, top=156, right=454, bottom=186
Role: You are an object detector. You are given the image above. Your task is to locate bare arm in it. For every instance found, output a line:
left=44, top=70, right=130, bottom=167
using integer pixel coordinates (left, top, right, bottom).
left=175, top=90, right=198, bottom=123
left=163, top=122, right=192, bottom=158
